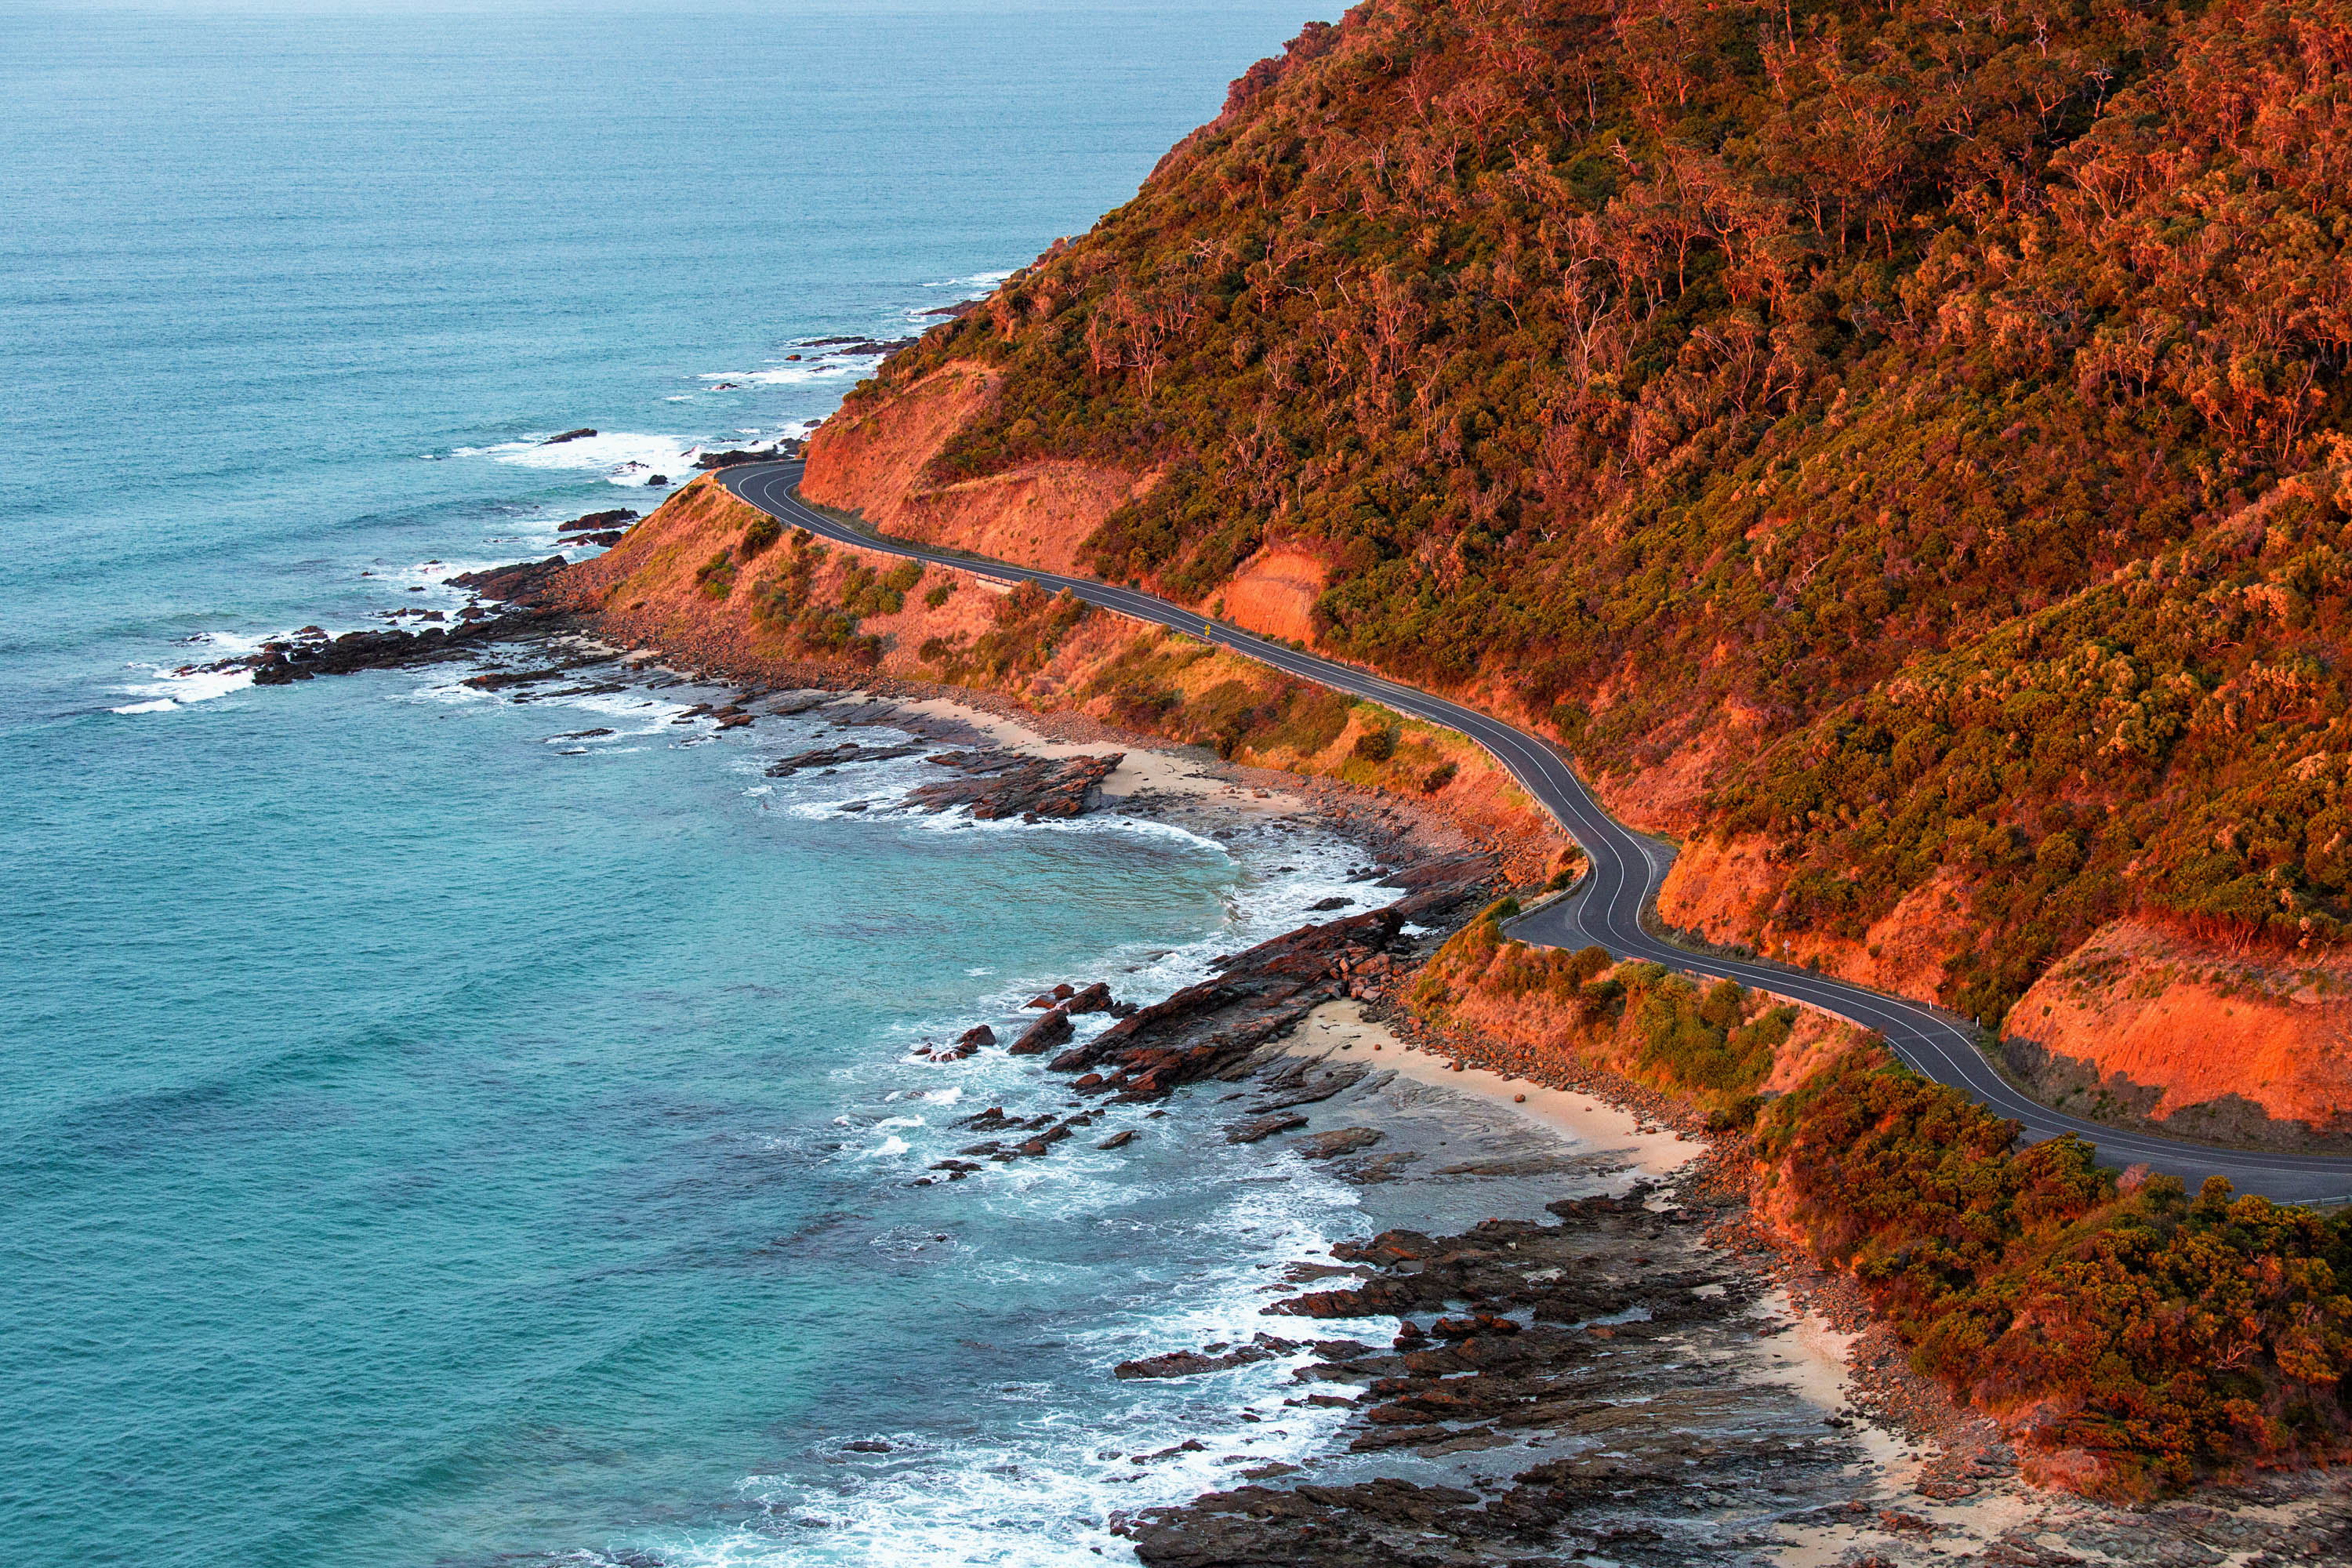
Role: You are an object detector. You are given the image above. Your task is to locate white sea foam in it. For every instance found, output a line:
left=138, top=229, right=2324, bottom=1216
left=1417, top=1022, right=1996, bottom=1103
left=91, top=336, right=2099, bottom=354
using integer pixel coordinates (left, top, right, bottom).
left=180, top=630, right=268, bottom=656
left=452, top=430, right=696, bottom=487
left=111, top=660, right=256, bottom=713
left=653, top=1141, right=1363, bottom=1568
left=698, top=360, right=862, bottom=387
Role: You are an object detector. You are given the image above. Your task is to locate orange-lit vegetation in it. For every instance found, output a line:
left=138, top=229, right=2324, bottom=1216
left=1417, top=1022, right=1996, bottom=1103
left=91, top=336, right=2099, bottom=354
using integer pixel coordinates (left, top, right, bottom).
left=843, top=0, right=2352, bottom=1027
left=1408, top=899, right=1798, bottom=1108
left=1759, top=1048, right=2352, bottom=1494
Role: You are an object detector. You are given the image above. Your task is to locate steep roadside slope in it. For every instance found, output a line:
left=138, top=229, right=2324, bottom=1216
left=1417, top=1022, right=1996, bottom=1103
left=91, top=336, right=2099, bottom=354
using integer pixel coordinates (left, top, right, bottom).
left=543, top=477, right=1563, bottom=866
left=804, top=0, right=2352, bottom=1143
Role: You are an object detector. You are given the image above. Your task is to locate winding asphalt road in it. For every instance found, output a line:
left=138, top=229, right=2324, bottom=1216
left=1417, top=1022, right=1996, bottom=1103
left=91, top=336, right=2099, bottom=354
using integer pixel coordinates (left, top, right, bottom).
left=724, top=459, right=2352, bottom=1202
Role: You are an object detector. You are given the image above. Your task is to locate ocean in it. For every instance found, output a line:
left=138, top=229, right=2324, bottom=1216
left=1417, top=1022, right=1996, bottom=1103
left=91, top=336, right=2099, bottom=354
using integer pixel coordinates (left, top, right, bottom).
left=0, top=4, right=1417, bottom=1564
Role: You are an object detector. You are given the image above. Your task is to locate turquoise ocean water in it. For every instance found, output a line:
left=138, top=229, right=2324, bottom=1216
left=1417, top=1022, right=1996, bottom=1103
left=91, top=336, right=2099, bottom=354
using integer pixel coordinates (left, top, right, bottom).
left=0, top=5, right=1360, bottom=1563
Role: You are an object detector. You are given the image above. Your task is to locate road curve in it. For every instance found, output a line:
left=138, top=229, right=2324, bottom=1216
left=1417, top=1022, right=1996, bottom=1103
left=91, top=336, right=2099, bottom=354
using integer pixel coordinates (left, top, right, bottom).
left=722, top=459, right=2352, bottom=1203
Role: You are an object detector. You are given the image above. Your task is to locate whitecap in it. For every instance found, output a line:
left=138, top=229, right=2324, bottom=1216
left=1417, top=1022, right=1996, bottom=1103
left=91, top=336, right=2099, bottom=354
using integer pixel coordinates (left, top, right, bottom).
left=697, top=361, right=860, bottom=387
left=112, top=661, right=256, bottom=711
left=456, top=430, right=696, bottom=487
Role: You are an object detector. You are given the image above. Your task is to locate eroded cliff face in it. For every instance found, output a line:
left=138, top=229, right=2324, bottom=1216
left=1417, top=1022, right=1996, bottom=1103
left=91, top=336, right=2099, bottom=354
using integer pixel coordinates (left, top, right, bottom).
left=800, top=360, right=1158, bottom=576
left=789, top=0, right=2352, bottom=1145
left=2002, top=919, right=2352, bottom=1148
left=795, top=358, right=2352, bottom=1141
left=539, top=478, right=1561, bottom=872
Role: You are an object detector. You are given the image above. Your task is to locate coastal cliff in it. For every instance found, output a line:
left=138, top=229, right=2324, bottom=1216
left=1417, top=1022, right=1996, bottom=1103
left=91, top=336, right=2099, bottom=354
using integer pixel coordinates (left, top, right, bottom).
left=804, top=0, right=2352, bottom=1144
left=1402, top=902, right=2352, bottom=1498
left=540, top=475, right=1563, bottom=873
left=507, top=0, right=2352, bottom=1504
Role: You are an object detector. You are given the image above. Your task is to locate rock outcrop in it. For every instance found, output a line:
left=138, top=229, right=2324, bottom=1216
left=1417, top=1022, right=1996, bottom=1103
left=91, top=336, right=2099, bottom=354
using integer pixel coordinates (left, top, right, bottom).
left=902, top=750, right=1121, bottom=821
left=1046, top=874, right=1485, bottom=1099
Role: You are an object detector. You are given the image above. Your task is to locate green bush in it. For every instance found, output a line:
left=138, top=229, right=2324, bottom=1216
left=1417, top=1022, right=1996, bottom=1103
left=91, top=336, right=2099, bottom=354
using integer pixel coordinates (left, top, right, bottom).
left=1759, top=1049, right=2352, bottom=1494
left=693, top=550, right=735, bottom=601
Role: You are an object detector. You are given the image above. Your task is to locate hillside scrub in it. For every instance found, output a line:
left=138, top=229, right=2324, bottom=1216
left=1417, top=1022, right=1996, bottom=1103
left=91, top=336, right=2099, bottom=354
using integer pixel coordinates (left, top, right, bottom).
left=837, top=0, right=2352, bottom=1030
left=1756, top=1048, right=2352, bottom=1495
left=543, top=481, right=1561, bottom=867
left=1406, top=898, right=1803, bottom=1107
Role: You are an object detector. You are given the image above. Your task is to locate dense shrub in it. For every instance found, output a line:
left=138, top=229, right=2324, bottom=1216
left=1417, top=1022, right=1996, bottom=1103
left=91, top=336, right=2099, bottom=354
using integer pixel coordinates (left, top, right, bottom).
left=1410, top=906, right=1776, bottom=1101
left=844, top=0, right=2352, bottom=1023
left=1759, top=1049, right=2352, bottom=1494
left=919, top=579, right=1091, bottom=686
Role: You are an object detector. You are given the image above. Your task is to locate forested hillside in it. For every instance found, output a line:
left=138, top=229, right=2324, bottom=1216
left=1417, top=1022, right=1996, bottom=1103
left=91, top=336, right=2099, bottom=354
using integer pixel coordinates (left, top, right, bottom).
left=821, top=0, right=2352, bottom=1082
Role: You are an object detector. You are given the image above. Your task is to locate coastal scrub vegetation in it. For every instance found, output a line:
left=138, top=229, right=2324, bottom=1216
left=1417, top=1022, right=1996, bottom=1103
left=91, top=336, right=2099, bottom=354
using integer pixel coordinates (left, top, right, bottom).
left=750, top=528, right=882, bottom=665
left=1407, top=901, right=1788, bottom=1105
left=840, top=0, right=2352, bottom=1026
left=1758, top=1047, right=2352, bottom=1494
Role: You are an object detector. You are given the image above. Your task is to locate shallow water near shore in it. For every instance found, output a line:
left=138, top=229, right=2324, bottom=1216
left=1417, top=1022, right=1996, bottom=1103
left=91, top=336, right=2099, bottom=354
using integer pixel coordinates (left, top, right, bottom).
left=2, top=3, right=1375, bottom=1563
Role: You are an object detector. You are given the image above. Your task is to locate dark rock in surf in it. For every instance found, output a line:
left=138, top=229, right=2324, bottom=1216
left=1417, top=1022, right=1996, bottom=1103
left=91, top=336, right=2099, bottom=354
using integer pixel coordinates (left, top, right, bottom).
left=444, top=556, right=570, bottom=601
left=1116, top=1334, right=1298, bottom=1380
left=1225, top=1112, right=1310, bottom=1144
left=694, top=448, right=781, bottom=470
left=1294, top=1127, right=1382, bottom=1160
left=1040, top=877, right=1487, bottom=1099
left=764, top=740, right=923, bottom=777
left=1009, top=1008, right=1074, bottom=1056
left=542, top=427, right=597, bottom=445
left=557, top=508, right=637, bottom=535
left=902, top=750, right=1121, bottom=821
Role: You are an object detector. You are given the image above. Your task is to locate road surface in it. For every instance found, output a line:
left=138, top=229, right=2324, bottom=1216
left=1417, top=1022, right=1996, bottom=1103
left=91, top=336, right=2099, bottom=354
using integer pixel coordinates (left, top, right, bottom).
left=721, top=459, right=2352, bottom=1202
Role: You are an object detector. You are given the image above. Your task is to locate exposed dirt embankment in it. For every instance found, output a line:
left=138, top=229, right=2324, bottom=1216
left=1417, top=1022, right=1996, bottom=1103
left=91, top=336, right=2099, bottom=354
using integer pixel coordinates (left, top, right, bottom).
left=535, top=478, right=1562, bottom=878
left=2002, top=917, right=2352, bottom=1148
left=799, top=360, right=1158, bottom=574
left=1646, top=818, right=2352, bottom=1144
left=1656, top=834, right=1973, bottom=1003
left=1214, top=544, right=1328, bottom=644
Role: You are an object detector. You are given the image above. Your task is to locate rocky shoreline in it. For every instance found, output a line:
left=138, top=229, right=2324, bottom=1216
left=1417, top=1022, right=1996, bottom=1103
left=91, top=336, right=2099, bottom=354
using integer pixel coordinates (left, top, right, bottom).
left=216, top=568, right=2352, bottom=1566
